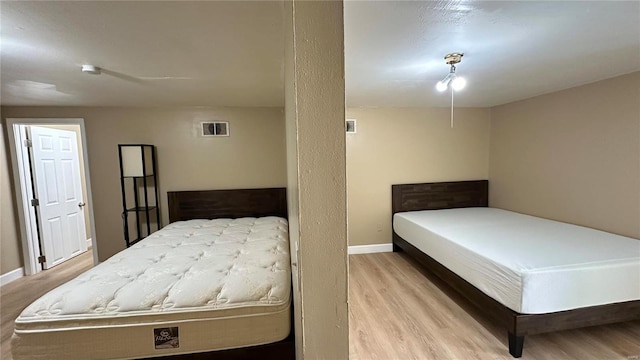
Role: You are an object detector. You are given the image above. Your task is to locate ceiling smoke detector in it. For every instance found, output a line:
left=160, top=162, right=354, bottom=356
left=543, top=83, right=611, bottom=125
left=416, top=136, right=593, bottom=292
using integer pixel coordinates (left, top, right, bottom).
left=81, top=65, right=101, bottom=75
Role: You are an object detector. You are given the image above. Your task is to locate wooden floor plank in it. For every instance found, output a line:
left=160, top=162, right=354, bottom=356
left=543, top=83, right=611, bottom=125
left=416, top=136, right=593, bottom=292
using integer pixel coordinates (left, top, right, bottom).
left=3, top=250, right=639, bottom=359
left=349, top=252, right=640, bottom=360
left=0, top=251, right=93, bottom=360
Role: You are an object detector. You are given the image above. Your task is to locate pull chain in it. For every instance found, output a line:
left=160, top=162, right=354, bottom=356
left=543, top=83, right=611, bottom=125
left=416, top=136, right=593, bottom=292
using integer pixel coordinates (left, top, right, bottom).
left=450, top=86, right=454, bottom=128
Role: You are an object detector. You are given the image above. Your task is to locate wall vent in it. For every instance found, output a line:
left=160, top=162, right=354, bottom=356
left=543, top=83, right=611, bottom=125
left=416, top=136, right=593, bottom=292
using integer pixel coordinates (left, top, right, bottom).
left=201, top=122, right=229, bottom=137
left=345, top=119, right=357, bottom=133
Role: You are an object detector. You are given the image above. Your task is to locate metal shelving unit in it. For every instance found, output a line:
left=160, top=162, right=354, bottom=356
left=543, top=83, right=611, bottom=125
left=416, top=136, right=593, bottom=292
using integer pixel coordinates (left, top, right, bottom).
left=118, top=144, right=160, bottom=247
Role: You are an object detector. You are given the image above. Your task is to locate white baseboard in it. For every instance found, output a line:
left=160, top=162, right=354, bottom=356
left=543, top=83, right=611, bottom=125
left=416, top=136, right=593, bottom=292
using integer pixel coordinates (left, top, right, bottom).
left=348, top=243, right=393, bottom=255
left=1, top=267, right=25, bottom=287
left=86, top=237, right=92, bottom=248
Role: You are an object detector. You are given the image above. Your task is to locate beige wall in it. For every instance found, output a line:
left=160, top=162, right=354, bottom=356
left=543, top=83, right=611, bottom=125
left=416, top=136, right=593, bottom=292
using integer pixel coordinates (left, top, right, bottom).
left=1, top=107, right=287, bottom=263
left=489, top=72, right=640, bottom=238
left=346, top=107, right=491, bottom=246
left=1, top=122, right=22, bottom=274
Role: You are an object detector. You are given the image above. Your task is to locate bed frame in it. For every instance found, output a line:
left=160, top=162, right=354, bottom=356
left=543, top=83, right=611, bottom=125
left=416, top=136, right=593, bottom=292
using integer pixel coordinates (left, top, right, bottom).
left=149, top=187, right=294, bottom=360
left=391, top=180, right=640, bottom=358
left=167, top=188, right=287, bottom=223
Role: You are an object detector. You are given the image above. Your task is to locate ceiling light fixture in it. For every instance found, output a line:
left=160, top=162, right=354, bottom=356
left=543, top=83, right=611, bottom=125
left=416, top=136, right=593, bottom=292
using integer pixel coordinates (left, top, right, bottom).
left=436, top=53, right=465, bottom=92
left=436, top=53, right=465, bottom=128
left=81, top=64, right=101, bottom=75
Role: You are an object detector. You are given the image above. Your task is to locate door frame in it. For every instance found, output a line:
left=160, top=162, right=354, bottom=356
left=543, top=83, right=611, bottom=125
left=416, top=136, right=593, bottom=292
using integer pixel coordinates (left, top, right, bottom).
left=6, top=118, right=98, bottom=275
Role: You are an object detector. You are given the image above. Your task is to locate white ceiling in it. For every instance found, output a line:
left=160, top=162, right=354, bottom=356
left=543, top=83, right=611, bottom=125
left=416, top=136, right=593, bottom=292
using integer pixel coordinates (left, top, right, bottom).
left=345, top=1, right=640, bottom=107
left=1, top=1, right=285, bottom=107
left=1, top=1, right=639, bottom=108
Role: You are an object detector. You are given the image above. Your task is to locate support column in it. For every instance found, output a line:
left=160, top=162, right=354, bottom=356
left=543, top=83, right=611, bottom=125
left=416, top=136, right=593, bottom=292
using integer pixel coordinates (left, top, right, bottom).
left=284, top=0, right=348, bottom=359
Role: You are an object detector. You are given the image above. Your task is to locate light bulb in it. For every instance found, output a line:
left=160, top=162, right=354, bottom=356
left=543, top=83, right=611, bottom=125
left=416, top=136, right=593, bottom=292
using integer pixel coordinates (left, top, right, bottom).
left=451, top=76, right=466, bottom=91
left=81, top=65, right=101, bottom=75
left=436, top=80, right=448, bottom=92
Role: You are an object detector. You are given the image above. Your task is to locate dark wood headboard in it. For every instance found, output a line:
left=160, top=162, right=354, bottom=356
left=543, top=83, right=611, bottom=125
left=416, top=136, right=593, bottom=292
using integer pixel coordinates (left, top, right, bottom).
left=392, top=180, right=488, bottom=215
left=168, top=188, right=287, bottom=223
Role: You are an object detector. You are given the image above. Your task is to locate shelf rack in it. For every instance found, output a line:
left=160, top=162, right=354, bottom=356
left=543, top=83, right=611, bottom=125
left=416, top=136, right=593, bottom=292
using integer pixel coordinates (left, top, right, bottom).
left=118, top=144, right=161, bottom=247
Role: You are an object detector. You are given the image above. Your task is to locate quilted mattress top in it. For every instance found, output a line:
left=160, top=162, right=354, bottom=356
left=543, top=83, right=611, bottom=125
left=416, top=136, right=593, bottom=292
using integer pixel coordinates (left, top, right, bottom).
left=15, top=217, right=291, bottom=330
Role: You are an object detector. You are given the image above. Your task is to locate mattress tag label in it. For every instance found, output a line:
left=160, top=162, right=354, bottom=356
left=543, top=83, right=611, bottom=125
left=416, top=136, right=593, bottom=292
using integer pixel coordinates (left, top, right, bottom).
left=154, top=327, right=179, bottom=349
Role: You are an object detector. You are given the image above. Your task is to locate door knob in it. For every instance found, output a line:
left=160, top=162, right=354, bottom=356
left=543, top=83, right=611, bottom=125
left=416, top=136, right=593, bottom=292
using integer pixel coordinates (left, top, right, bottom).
left=78, top=202, right=86, bottom=208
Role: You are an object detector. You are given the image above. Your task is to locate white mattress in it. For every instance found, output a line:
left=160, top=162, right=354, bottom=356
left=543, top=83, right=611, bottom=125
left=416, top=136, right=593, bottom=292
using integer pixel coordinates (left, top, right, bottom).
left=12, top=217, right=291, bottom=360
left=393, top=208, right=640, bottom=314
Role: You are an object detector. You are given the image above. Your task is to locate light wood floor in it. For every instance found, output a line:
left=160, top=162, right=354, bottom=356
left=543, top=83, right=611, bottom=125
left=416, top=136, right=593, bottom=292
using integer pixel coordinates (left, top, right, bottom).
left=2, top=251, right=639, bottom=359
left=349, top=252, right=640, bottom=360
left=0, top=250, right=93, bottom=360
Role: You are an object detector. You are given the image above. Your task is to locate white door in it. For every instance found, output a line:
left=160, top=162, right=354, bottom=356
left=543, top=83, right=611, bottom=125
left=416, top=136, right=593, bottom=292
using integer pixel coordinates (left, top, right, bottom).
left=29, top=126, right=88, bottom=269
